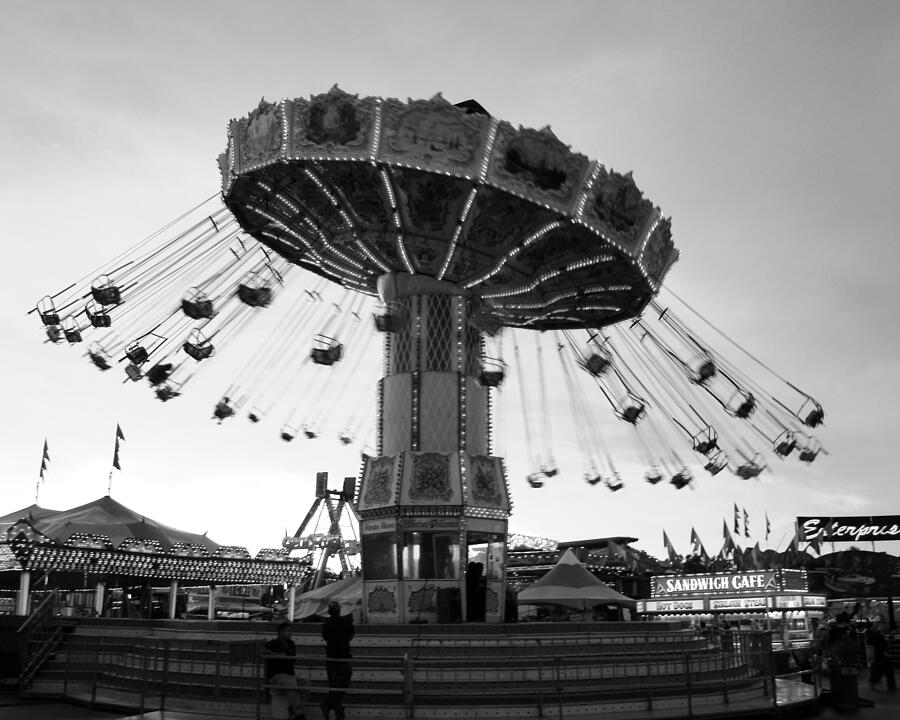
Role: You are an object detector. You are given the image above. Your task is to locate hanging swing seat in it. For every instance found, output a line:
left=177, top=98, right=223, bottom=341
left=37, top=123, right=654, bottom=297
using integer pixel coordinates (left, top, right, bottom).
left=704, top=451, right=728, bottom=475
left=541, top=464, right=559, bottom=477
left=125, top=343, right=150, bottom=366
left=155, top=383, right=180, bottom=402
left=527, top=472, right=546, bottom=488
left=181, top=289, right=215, bottom=319
left=91, top=276, right=122, bottom=306
left=606, top=474, right=624, bottom=491
left=618, top=401, right=646, bottom=425
left=728, top=390, right=756, bottom=419
left=62, top=318, right=82, bottom=344
left=45, top=325, right=62, bottom=343
left=303, top=423, right=320, bottom=439
left=183, top=330, right=214, bottom=361
left=670, top=468, right=692, bottom=489
left=692, top=428, right=718, bottom=455
left=280, top=426, right=296, bottom=442
left=145, top=363, right=173, bottom=386
left=37, top=297, right=60, bottom=326
left=247, top=408, right=263, bottom=423
left=800, top=399, right=825, bottom=428
left=773, top=431, right=797, bottom=457
left=374, top=311, right=405, bottom=333
left=237, top=283, right=272, bottom=307
left=582, top=352, right=611, bottom=376
left=85, top=301, right=112, bottom=328
left=691, top=358, right=717, bottom=384
left=735, top=461, right=764, bottom=479
left=645, top=469, right=663, bottom=484
left=213, top=397, right=235, bottom=423
left=585, top=474, right=604, bottom=486
left=339, top=431, right=355, bottom=445
left=124, top=363, right=143, bottom=382
left=311, top=334, right=343, bottom=365
left=87, top=344, right=112, bottom=371
left=798, top=437, right=821, bottom=463
left=478, top=357, right=506, bottom=387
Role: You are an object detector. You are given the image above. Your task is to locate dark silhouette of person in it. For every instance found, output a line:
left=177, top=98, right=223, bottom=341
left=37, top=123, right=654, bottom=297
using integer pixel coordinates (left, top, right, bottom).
left=264, top=622, right=307, bottom=720
left=867, top=621, right=896, bottom=690
left=321, top=601, right=354, bottom=720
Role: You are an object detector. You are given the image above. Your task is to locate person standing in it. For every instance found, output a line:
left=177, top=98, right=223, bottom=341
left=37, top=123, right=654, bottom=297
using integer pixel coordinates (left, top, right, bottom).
left=321, top=600, right=354, bottom=720
left=868, top=621, right=896, bottom=691
left=265, top=622, right=308, bottom=720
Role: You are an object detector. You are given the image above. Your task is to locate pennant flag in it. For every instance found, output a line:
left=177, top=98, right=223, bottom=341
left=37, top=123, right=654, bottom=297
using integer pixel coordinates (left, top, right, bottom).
left=690, top=527, right=708, bottom=559
left=765, top=512, right=771, bottom=541
left=752, top=542, right=763, bottom=570
left=722, top=519, right=736, bottom=556
left=662, top=530, right=678, bottom=564
left=112, top=424, right=125, bottom=470
left=743, top=507, right=750, bottom=538
left=733, top=503, right=740, bottom=534
left=39, top=439, right=50, bottom=480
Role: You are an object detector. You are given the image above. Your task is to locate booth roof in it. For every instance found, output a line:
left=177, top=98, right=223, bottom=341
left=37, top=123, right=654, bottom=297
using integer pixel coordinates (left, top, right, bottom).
left=1, top=495, right=219, bottom=552
left=518, top=548, right=637, bottom=609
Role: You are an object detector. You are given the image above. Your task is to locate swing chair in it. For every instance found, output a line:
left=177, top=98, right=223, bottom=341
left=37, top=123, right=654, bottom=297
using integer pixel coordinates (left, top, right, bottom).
left=90, top=275, right=122, bottom=306
left=690, top=355, right=717, bottom=385
left=606, top=473, right=624, bottom=491
left=726, top=389, right=756, bottom=419
left=581, top=351, right=611, bottom=377
left=181, top=288, right=215, bottom=319
left=799, top=398, right=825, bottom=428
left=87, top=342, right=112, bottom=371
left=37, top=296, right=60, bottom=326
left=213, top=396, right=236, bottom=423
left=302, top=422, right=320, bottom=439
left=125, top=342, right=150, bottom=366
left=703, top=450, right=728, bottom=476
left=773, top=429, right=797, bottom=458
left=798, top=436, right=823, bottom=463
left=237, top=272, right=273, bottom=307
left=247, top=408, right=263, bottom=423
left=691, top=426, right=719, bottom=455
left=670, top=467, right=693, bottom=489
left=145, top=362, right=173, bottom=386
left=124, top=363, right=143, bottom=382
left=45, top=325, right=62, bottom=343
left=585, top=474, right=604, bottom=486
left=616, top=393, right=646, bottom=424
left=735, top=454, right=765, bottom=479
left=645, top=468, right=664, bottom=484
left=527, top=471, right=546, bottom=488
left=85, top=300, right=112, bottom=328
left=155, top=383, right=181, bottom=402
left=311, top=334, right=343, bottom=365
left=280, top=424, right=297, bottom=442
left=61, top=317, right=82, bottom=344
left=373, top=302, right=407, bottom=333
left=183, top=329, right=214, bottom=361
left=338, top=430, right=355, bottom=445
left=478, top=357, right=506, bottom=387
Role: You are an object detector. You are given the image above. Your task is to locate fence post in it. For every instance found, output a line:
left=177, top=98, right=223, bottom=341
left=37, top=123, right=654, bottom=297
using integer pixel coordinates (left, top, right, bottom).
left=139, top=636, right=149, bottom=714
left=90, top=634, right=99, bottom=708
left=554, top=655, right=563, bottom=720
left=255, top=640, right=262, bottom=720
left=214, top=640, right=221, bottom=698
left=402, top=651, right=415, bottom=720
left=685, top=653, right=693, bottom=718
left=160, top=639, right=169, bottom=713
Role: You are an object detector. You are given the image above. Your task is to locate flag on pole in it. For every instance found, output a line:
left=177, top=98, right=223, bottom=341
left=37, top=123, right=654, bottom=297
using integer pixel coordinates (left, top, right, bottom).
left=112, top=424, right=125, bottom=470
left=663, top=530, right=679, bottom=564
left=765, top=512, right=771, bottom=541
left=743, top=507, right=750, bottom=538
left=751, top=542, right=763, bottom=570
left=722, top=519, right=736, bottom=556
left=39, top=439, right=50, bottom=480
left=690, top=527, right=708, bottom=559
left=733, top=504, right=740, bottom=534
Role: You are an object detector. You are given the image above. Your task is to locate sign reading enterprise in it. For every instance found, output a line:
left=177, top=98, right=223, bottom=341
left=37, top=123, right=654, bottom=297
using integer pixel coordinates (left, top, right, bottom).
left=798, top=516, right=900, bottom=543
left=652, top=571, right=778, bottom=597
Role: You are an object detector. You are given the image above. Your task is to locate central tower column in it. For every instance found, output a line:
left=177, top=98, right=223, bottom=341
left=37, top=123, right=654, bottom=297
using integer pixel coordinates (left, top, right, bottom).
left=356, top=273, right=511, bottom=624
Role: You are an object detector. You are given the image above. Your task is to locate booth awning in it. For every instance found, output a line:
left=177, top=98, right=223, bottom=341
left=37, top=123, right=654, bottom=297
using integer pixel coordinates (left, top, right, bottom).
left=518, top=548, right=636, bottom=610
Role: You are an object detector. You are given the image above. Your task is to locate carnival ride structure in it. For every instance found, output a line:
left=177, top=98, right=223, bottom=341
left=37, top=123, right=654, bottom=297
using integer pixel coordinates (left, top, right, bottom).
left=31, top=88, right=826, bottom=623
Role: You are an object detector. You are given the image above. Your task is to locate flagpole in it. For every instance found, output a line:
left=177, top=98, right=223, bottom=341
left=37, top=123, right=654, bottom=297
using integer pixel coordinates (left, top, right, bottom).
left=108, top=470, right=113, bottom=497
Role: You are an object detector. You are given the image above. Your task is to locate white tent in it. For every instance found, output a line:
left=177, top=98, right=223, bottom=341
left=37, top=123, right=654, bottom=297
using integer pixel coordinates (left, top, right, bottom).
left=293, top=576, right=362, bottom=619
left=517, top=548, right=636, bottom=611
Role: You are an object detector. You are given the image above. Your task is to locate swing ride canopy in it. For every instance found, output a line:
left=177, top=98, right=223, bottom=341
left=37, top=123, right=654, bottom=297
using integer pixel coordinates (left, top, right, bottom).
left=219, top=87, right=679, bottom=330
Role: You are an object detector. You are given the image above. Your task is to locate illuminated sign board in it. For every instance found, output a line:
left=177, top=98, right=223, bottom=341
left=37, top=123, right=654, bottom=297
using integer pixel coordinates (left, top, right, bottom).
left=642, top=599, right=705, bottom=613
left=798, top=516, right=900, bottom=543
left=652, top=571, right=777, bottom=597
left=776, top=595, right=804, bottom=609
left=804, top=596, right=827, bottom=608
left=710, top=596, right=768, bottom=611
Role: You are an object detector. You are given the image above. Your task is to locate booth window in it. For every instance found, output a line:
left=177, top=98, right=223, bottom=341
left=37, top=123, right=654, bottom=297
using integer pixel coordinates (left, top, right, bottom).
left=402, top=531, right=459, bottom=579
left=361, top=533, right=398, bottom=580
left=467, top=531, right=505, bottom=580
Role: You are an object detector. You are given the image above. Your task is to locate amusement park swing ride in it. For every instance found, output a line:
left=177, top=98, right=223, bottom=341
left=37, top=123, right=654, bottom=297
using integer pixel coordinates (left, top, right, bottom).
left=31, top=88, right=826, bottom=622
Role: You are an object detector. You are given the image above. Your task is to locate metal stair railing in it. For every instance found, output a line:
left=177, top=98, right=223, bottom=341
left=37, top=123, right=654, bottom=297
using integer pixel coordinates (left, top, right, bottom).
left=17, top=589, right=62, bottom=690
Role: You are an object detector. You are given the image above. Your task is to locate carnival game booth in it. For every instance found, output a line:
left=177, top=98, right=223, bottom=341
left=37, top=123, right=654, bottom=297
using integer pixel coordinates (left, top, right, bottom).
left=0, top=496, right=311, bottom=619
left=637, top=569, right=826, bottom=650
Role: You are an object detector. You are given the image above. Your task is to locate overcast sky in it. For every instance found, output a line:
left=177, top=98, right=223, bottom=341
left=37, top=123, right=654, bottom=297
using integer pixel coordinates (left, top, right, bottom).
left=2, top=1, right=898, bottom=560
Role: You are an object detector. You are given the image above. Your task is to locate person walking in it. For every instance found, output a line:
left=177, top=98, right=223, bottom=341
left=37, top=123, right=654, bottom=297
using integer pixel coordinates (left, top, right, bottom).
left=321, top=600, right=354, bottom=720
left=265, top=622, right=308, bottom=720
left=867, top=620, right=896, bottom=691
